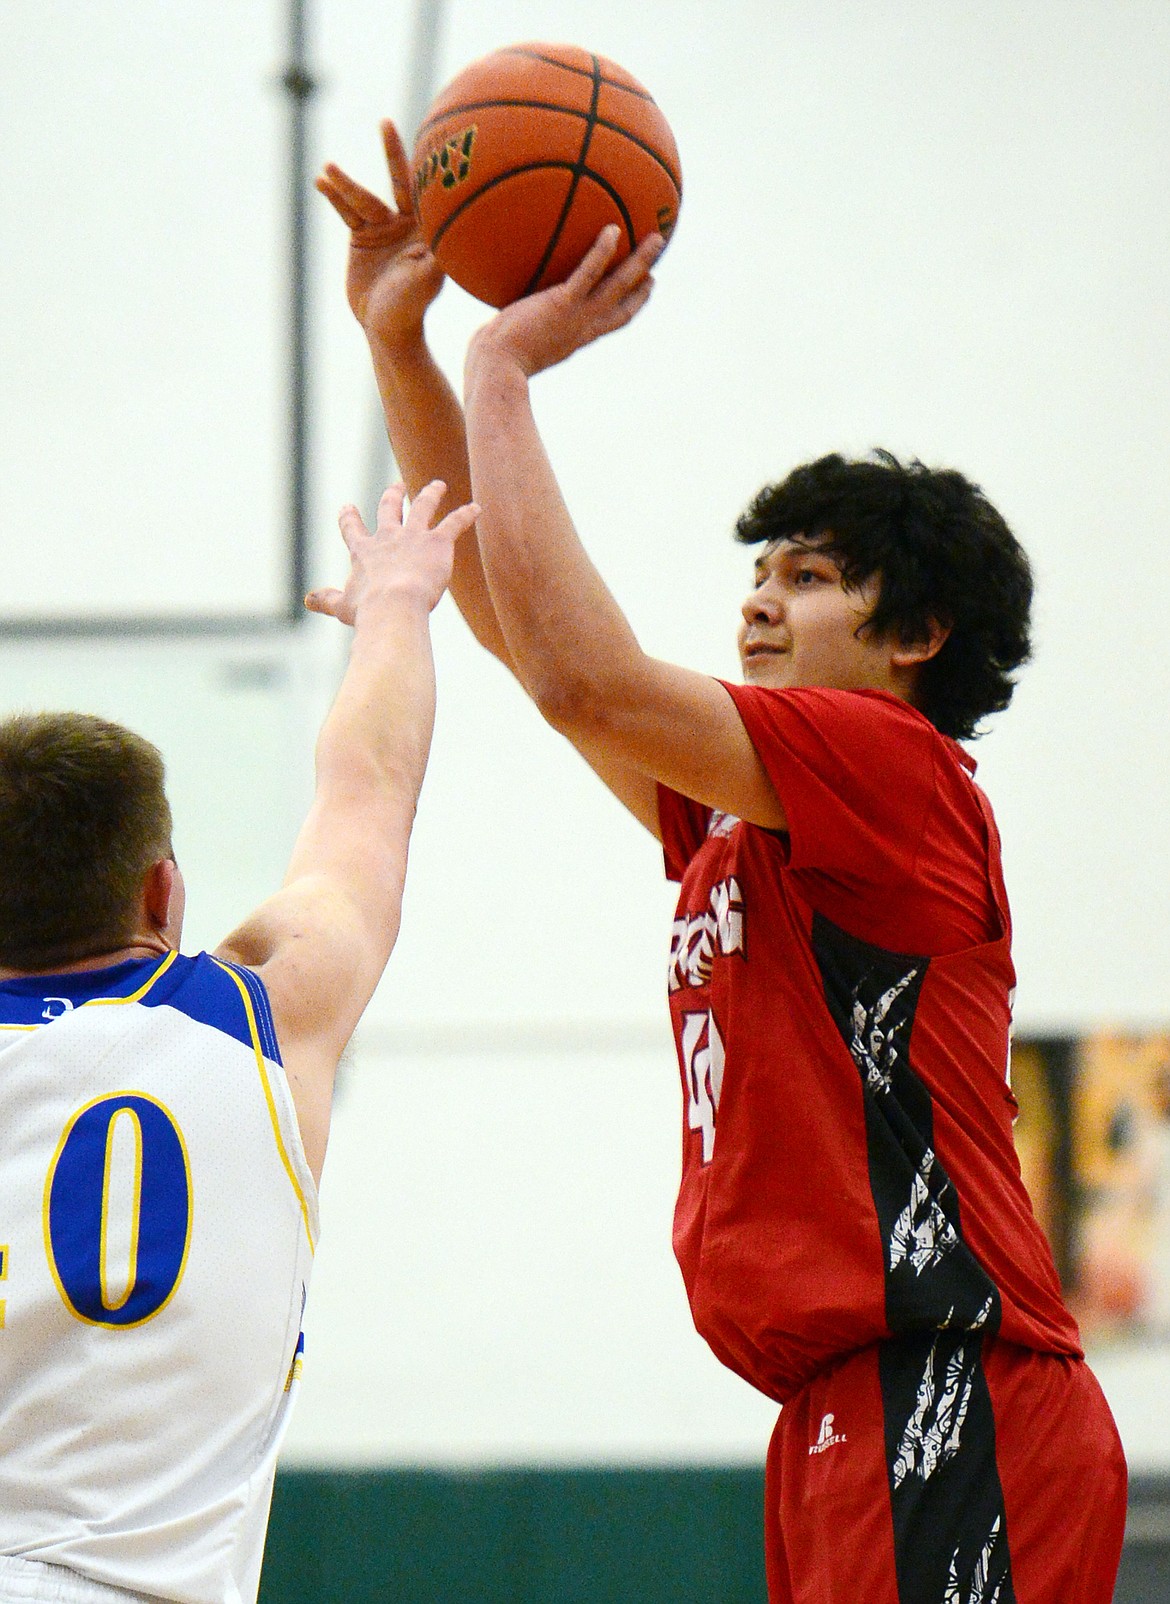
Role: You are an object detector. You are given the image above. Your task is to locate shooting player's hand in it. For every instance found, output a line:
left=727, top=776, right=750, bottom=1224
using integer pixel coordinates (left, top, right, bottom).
left=305, top=480, right=479, bottom=625
left=316, top=121, right=445, bottom=346
left=468, top=225, right=665, bottom=382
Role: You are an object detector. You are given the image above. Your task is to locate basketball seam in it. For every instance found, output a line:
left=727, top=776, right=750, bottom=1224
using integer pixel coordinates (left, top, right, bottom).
left=573, top=166, right=636, bottom=245
left=522, top=55, right=603, bottom=297
left=501, top=46, right=655, bottom=101
left=428, top=161, right=640, bottom=263
left=429, top=161, right=581, bottom=254
left=416, top=101, right=682, bottom=193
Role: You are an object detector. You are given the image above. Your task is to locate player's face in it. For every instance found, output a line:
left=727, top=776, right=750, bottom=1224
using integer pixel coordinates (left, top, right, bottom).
left=738, top=537, right=897, bottom=695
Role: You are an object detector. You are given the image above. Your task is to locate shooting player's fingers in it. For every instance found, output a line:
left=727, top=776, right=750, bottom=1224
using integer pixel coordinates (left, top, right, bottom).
left=381, top=121, right=416, bottom=217
left=608, top=276, right=656, bottom=333
left=564, top=225, right=622, bottom=298
left=605, top=232, right=665, bottom=296
left=316, top=164, right=389, bottom=228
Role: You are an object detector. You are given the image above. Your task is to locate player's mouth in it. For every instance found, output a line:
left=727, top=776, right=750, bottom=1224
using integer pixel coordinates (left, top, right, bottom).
left=742, top=641, right=789, bottom=661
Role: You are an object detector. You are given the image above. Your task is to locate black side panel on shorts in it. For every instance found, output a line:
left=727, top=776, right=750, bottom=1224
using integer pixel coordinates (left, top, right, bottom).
left=880, top=1332, right=1016, bottom=1604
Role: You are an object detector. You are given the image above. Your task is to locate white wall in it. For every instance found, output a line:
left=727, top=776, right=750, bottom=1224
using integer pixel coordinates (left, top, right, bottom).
left=286, top=1038, right=780, bottom=1467
left=1, top=5, right=290, bottom=618
left=4, top=1, right=1170, bottom=1467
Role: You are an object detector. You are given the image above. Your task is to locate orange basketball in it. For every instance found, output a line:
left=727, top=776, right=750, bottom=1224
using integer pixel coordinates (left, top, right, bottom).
left=411, top=43, right=682, bottom=308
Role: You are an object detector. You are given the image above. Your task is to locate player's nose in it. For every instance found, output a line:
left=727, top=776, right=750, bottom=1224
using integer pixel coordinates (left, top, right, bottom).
left=741, top=579, right=782, bottom=627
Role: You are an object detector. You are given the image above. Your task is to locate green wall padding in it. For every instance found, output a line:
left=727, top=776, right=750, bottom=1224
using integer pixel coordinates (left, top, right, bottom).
left=259, top=1466, right=767, bottom=1604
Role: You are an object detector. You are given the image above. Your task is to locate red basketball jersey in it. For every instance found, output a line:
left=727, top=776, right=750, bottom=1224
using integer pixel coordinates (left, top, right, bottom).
left=659, top=685, right=1080, bottom=1404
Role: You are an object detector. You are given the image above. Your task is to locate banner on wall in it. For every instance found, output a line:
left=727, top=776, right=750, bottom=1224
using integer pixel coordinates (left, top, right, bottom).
left=1013, top=1033, right=1170, bottom=1342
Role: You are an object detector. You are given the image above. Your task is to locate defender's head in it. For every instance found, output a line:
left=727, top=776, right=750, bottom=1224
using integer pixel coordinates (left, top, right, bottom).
left=0, top=712, right=176, bottom=971
left=734, top=450, right=1034, bottom=740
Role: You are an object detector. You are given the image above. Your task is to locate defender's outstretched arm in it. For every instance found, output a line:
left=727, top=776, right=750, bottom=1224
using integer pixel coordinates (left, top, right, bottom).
left=216, top=481, right=477, bottom=1182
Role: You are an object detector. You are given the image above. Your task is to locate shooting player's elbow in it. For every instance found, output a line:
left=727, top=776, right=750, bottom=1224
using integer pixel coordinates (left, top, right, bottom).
left=533, top=675, right=635, bottom=758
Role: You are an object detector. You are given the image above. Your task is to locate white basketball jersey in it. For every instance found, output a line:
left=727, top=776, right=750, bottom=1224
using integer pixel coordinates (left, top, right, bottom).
left=0, top=951, right=318, bottom=1604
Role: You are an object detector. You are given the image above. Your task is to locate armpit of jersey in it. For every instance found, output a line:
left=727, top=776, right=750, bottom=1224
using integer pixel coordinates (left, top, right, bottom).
left=657, top=782, right=712, bottom=882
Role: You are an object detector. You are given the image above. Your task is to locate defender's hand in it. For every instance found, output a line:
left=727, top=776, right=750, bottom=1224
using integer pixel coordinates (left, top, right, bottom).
left=467, top=226, right=665, bottom=381
left=305, top=480, right=479, bottom=625
left=316, top=121, right=445, bottom=346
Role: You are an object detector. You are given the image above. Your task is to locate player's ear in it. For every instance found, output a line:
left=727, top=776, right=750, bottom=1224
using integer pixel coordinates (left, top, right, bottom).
left=892, top=616, right=951, bottom=668
left=143, top=858, right=179, bottom=932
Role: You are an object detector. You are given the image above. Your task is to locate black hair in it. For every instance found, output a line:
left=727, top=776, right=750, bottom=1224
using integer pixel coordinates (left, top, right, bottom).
left=734, top=450, right=1033, bottom=739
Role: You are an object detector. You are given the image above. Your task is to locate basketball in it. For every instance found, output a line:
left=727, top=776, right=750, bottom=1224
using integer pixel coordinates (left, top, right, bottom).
left=411, top=42, right=682, bottom=309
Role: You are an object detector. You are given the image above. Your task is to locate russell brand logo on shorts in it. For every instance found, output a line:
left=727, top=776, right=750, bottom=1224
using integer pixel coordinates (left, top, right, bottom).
left=809, top=1413, right=847, bottom=1455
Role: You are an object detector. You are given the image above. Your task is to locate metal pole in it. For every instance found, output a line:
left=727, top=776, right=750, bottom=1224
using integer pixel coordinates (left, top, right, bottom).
left=400, top=0, right=447, bottom=146
left=364, top=0, right=447, bottom=517
left=282, top=0, right=318, bottom=622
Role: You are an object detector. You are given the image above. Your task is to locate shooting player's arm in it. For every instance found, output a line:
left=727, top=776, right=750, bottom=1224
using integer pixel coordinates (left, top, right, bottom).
left=463, top=231, right=786, bottom=835
left=318, top=124, right=506, bottom=661
left=318, top=125, right=660, bottom=837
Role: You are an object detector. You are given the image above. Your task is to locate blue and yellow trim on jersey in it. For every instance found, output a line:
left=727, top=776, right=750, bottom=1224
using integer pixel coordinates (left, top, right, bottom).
left=86, top=950, right=179, bottom=1006
left=0, top=950, right=278, bottom=1058
left=0, top=951, right=177, bottom=1030
left=0, top=951, right=315, bottom=1252
left=212, top=957, right=316, bottom=1253
left=284, top=1330, right=305, bottom=1392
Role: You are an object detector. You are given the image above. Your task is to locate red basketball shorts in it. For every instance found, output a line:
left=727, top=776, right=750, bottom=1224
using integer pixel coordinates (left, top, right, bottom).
left=764, top=1333, right=1127, bottom=1604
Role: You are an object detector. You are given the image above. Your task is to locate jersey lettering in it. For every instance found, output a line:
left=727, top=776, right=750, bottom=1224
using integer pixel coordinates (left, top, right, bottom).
left=669, top=877, right=746, bottom=992
left=681, top=1009, right=725, bottom=1163
left=45, top=1093, right=192, bottom=1327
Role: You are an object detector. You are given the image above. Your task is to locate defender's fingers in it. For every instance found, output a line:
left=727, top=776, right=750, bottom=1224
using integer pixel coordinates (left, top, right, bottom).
left=403, top=478, right=448, bottom=525
left=319, top=161, right=378, bottom=203
left=381, top=121, right=415, bottom=216
left=304, top=586, right=346, bottom=615
left=337, top=503, right=372, bottom=551
left=374, top=481, right=409, bottom=530
left=437, top=502, right=481, bottom=541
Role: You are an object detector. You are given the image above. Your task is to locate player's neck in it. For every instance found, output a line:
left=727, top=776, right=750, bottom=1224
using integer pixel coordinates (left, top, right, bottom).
left=0, top=937, right=174, bottom=982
